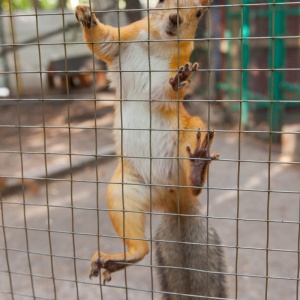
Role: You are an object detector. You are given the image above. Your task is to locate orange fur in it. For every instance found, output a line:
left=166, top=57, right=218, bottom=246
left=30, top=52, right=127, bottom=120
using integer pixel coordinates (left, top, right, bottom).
left=75, top=0, right=216, bottom=282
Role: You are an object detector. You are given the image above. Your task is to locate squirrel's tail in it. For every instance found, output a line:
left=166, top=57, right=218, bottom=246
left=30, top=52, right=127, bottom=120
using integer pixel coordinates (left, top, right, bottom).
left=155, top=207, right=227, bottom=300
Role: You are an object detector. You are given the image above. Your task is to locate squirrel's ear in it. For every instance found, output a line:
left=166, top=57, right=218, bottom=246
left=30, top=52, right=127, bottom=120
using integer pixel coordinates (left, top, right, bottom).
left=199, top=0, right=213, bottom=11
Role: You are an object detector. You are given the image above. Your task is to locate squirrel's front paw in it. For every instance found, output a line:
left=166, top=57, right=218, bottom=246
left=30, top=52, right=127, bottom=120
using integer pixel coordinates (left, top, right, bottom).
left=169, top=62, right=199, bottom=91
left=75, top=5, right=98, bottom=29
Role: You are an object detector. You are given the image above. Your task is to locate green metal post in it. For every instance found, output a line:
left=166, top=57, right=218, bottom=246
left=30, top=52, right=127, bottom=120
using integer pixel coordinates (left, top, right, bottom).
left=268, top=0, right=285, bottom=134
left=0, top=0, right=9, bottom=90
left=225, top=2, right=233, bottom=100
left=241, top=0, right=250, bottom=127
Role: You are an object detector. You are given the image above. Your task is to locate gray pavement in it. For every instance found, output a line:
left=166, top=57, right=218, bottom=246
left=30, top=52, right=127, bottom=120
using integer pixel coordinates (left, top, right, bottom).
left=0, top=92, right=115, bottom=194
left=1, top=100, right=300, bottom=300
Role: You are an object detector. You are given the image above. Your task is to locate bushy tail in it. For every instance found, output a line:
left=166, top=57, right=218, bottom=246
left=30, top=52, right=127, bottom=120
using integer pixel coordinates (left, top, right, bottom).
left=155, top=209, right=227, bottom=300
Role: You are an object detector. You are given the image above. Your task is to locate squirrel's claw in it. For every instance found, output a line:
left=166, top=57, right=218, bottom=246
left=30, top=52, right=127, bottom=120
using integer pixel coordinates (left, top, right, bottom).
left=210, top=151, right=220, bottom=160
left=75, top=5, right=98, bottom=29
left=102, top=270, right=112, bottom=285
left=89, top=256, right=102, bottom=279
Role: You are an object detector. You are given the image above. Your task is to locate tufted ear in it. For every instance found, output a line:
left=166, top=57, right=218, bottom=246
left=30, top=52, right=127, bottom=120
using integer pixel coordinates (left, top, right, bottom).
left=200, top=0, right=213, bottom=11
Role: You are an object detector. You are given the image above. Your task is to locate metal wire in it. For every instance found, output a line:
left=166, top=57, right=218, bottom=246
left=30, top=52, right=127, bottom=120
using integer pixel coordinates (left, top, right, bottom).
left=0, top=1, right=299, bottom=18
left=0, top=1, right=299, bottom=300
left=7, top=1, right=35, bottom=298
left=146, top=1, right=155, bottom=299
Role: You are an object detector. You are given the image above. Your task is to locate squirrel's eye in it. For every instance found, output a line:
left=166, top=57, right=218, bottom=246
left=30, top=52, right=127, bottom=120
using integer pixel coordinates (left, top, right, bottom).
left=159, top=0, right=165, bottom=3
left=196, top=10, right=202, bottom=18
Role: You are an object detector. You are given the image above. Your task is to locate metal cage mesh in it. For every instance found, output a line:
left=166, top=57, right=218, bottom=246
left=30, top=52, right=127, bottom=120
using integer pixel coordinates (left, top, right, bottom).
left=0, top=0, right=299, bottom=299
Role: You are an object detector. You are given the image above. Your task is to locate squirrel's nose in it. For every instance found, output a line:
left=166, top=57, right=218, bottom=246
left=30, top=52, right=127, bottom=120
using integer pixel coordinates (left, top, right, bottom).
left=169, top=14, right=182, bottom=26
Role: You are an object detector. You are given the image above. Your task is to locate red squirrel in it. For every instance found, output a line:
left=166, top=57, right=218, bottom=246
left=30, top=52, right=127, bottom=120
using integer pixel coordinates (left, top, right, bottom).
left=75, top=1, right=226, bottom=298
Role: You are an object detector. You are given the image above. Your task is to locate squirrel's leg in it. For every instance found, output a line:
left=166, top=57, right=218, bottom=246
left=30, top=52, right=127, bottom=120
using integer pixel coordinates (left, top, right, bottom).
left=169, top=62, right=199, bottom=92
left=89, top=164, right=149, bottom=283
left=75, top=5, right=120, bottom=63
left=186, top=130, right=219, bottom=196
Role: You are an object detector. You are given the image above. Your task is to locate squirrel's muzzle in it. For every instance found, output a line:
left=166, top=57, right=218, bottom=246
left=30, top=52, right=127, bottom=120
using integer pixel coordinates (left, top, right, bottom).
left=169, top=13, right=183, bottom=27
left=165, top=13, right=182, bottom=37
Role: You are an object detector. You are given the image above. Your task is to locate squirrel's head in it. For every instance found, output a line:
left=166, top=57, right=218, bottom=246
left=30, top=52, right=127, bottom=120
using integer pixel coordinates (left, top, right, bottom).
left=151, top=0, right=212, bottom=40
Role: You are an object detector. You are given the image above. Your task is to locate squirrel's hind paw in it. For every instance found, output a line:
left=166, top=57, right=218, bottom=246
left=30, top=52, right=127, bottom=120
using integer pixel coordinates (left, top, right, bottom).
left=187, top=130, right=219, bottom=193
left=89, top=251, right=110, bottom=283
left=89, top=250, right=133, bottom=284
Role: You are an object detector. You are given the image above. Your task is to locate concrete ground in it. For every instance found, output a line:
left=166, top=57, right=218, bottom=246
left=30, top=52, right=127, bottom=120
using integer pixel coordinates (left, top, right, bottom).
left=0, top=98, right=300, bottom=300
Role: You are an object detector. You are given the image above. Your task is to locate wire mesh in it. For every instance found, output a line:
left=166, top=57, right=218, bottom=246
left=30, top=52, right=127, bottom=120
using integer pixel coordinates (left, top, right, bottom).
left=0, top=0, right=299, bottom=300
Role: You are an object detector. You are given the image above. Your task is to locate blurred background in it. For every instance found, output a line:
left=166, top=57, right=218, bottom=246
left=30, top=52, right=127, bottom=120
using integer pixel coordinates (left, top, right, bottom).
left=0, top=1, right=299, bottom=299
left=0, top=0, right=299, bottom=136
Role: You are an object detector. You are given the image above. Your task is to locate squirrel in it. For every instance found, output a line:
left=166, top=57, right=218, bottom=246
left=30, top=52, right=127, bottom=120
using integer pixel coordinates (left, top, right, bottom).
left=75, top=0, right=227, bottom=298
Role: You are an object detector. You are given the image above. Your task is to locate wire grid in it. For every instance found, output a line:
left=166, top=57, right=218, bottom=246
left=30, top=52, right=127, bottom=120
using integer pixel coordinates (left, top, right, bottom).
left=0, top=1, right=300, bottom=299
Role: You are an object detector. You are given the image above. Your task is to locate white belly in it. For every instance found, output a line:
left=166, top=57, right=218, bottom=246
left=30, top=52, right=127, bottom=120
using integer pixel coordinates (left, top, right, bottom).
left=114, top=103, right=178, bottom=185
left=108, top=31, right=179, bottom=184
